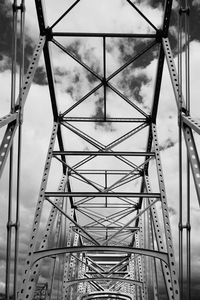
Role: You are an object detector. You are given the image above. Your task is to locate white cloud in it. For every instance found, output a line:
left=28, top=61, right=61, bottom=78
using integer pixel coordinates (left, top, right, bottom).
left=0, top=281, right=5, bottom=293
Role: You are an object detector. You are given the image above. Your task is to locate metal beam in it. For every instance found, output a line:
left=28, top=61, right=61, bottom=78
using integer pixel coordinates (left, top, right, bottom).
left=0, top=122, right=18, bottom=178
left=0, top=112, right=18, bottom=128
left=182, top=124, right=200, bottom=204
left=65, top=277, right=143, bottom=288
left=101, top=199, right=159, bottom=245
left=52, top=32, right=157, bottom=38
left=145, top=175, right=178, bottom=299
left=81, top=292, right=132, bottom=300
left=152, top=124, right=180, bottom=299
left=45, top=192, right=160, bottom=198
left=62, top=117, right=148, bottom=123
left=0, top=36, right=45, bottom=179
left=32, top=246, right=169, bottom=265
left=15, top=36, right=46, bottom=109
left=45, top=197, right=100, bottom=246
left=163, top=37, right=200, bottom=207
left=182, top=115, right=200, bottom=135
left=162, top=37, right=185, bottom=110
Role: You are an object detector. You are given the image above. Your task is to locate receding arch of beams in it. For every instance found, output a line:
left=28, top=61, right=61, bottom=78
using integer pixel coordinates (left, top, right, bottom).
left=81, top=292, right=133, bottom=300
left=32, top=246, right=169, bottom=266
left=65, top=277, right=142, bottom=288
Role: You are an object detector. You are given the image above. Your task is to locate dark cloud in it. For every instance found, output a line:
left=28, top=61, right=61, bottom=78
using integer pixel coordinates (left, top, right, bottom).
left=0, top=0, right=12, bottom=67
left=91, top=97, right=115, bottom=131
left=33, top=66, right=47, bottom=85
left=168, top=2, right=200, bottom=53
left=108, top=38, right=157, bottom=105
left=159, top=138, right=175, bottom=151
left=65, top=39, right=82, bottom=61
left=0, top=1, right=34, bottom=70
left=118, top=71, right=150, bottom=104
left=147, top=0, right=165, bottom=9
left=190, top=4, right=200, bottom=42
left=168, top=206, right=176, bottom=216
left=117, top=38, right=157, bottom=69
left=0, top=1, right=46, bottom=85
left=65, top=39, right=101, bottom=84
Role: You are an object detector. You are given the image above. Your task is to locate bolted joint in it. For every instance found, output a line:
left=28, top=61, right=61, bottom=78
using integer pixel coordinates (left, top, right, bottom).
left=178, top=114, right=182, bottom=127
left=58, top=113, right=63, bottom=123
left=45, top=27, right=53, bottom=41
left=7, top=221, right=14, bottom=229
left=181, top=107, right=187, bottom=114
left=139, top=169, right=145, bottom=177
left=179, top=223, right=191, bottom=231
left=178, top=222, right=183, bottom=231
left=15, top=221, right=20, bottom=229
left=102, top=78, right=107, bottom=85
left=12, top=3, right=25, bottom=12
left=156, top=29, right=163, bottom=42
left=186, top=222, right=191, bottom=231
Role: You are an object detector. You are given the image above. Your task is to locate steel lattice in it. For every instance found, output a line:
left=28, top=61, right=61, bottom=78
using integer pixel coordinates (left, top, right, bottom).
left=0, top=0, right=199, bottom=299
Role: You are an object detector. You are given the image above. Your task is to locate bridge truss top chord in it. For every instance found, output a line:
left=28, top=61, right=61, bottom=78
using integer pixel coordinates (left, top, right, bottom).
left=0, top=0, right=199, bottom=299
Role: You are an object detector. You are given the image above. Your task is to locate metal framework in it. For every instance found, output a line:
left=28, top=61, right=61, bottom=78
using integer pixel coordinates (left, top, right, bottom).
left=0, top=0, right=198, bottom=299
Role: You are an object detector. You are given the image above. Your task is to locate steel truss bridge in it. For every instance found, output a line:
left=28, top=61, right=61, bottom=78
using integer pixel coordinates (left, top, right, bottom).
left=0, top=0, right=198, bottom=299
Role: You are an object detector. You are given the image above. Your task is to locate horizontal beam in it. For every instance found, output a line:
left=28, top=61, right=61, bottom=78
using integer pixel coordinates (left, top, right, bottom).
left=81, top=292, right=132, bottom=300
left=52, top=32, right=157, bottom=38
left=79, top=227, right=139, bottom=231
left=32, top=246, right=168, bottom=265
left=45, top=192, right=160, bottom=198
left=73, top=205, right=136, bottom=208
left=86, top=271, right=128, bottom=275
left=0, top=112, right=18, bottom=128
left=70, top=170, right=140, bottom=175
left=53, top=151, right=155, bottom=156
left=61, top=117, right=148, bottom=123
left=65, top=277, right=143, bottom=288
left=182, top=115, right=200, bottom=135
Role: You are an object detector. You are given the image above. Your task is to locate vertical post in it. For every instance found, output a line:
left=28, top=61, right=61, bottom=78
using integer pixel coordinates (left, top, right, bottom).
left=103, top=36, right=106, bottom=121
left=14, top=0, right=25, bottom=297
left=105, top=170, right=107, bottom=208
left=152, top=124, right=180, bottom=299
left=6, top=1, right=18, bottom=298
left=178, top=1, right=191, bottom=297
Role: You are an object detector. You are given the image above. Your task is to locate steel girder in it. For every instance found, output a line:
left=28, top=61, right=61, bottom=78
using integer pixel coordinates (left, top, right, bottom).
left=163, top=37, right=200, bottom=204
left=0, top=36, right=45, bottom=178
left=17, top=0, right=183, bottom=299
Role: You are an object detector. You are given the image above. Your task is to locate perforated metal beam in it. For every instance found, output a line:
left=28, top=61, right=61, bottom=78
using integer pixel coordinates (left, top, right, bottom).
left=163, top=37, right=200, bottom=206
left=18, top=123, right=58, bottom=300
left=152, top=124, right=180, bottom=299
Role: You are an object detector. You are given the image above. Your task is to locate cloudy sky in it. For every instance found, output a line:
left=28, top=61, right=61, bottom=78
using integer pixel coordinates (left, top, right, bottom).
left=1, top=0, right=200, bottom=299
